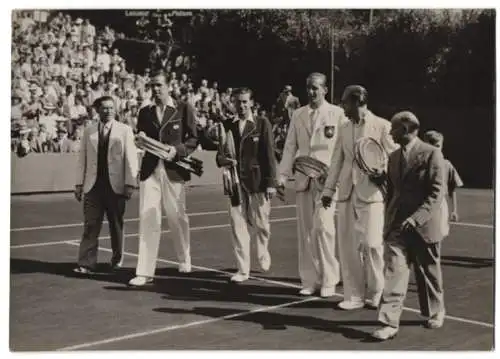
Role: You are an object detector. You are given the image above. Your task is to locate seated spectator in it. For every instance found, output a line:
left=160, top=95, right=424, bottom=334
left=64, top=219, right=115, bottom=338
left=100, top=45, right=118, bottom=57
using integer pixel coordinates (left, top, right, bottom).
left=37, top=123, right=51, bottom=145
left=16, top=125, right=32, bottom=157
left=196, top=109, right=208, bottom=129
left=209, top=81, right=220, bottom=101
left=38, top=101, right=59, bottom=137
left=69, top=95, right=88, bottom=122
left=67, top=126, right=83, bottom=152
left=28, top=126, right=47, bottom=153
left=49, top=127, right=70, bottom=152
left=199, top=78, right=209, bottom=94
left=11, top=91, right=24, bottom=122
left=123, top=100, right=139, bottom=132
left=196, top=88, right=211, bottom=113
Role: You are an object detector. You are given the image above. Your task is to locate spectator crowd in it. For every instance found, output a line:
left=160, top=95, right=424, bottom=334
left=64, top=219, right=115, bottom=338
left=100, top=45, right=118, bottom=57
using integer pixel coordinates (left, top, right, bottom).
left=11, top=11, right=290, bottom=158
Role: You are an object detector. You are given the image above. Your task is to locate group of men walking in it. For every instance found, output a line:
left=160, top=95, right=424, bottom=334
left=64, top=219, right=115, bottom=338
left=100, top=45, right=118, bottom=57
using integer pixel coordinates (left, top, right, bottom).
left=72, top=70, right=451, bottom=341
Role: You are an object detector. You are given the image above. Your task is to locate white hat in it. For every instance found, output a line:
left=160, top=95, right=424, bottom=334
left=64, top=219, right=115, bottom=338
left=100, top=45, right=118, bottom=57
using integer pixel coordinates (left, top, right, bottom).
left=19, top=127, right=31, bottom=135
left=75, top=18, right=83, bottom=24
left=43, top=102, right=56, bottom=110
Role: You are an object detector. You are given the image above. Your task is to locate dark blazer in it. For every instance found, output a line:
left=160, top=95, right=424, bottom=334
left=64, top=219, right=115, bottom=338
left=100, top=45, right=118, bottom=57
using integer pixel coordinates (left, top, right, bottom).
left=137, top=100, right=198, bottom=182
left=384, top=138, right=446, bottom=244
left=216, top=116, right=277, bottom=193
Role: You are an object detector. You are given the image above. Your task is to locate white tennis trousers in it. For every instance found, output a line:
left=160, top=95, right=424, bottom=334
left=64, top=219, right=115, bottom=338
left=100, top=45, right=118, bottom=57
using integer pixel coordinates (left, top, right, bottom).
left=135, top=162, right=190, bottom=277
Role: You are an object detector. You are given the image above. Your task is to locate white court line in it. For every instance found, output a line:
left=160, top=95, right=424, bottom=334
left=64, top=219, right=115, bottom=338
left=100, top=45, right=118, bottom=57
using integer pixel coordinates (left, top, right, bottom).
left=10, top=204, right=493, bottom=232
left=451, top=222, right=493, bottom=229
left=57, top=296, right=320, bottom=351
left=66, top=242, right=495, bottom=331
left=10, top=215, right=494, bottom=249
left=10, top=217, right=297, bottom=249
left=10, top=204, right=297, bottom=232
left=10, top=239, right=77, bottom=249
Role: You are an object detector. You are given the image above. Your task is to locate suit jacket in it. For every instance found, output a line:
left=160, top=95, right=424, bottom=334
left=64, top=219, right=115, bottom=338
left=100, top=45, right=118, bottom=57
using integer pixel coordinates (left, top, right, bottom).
left=385, top=138, right=446, bottom=244
left=76, top=120, right=139, bottom=195
left=322, top=110, right=399, bottom=203
left=216, top=116, right=277, bottom=193
left=137, top=99, right=198, bottom=182
left=279, top=101, right=345, bottom=192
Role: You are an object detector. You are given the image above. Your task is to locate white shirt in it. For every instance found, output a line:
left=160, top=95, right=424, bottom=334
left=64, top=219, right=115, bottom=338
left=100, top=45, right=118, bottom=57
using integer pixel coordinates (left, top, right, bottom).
left=307, top=102, right=326, bottom=132
left=154, top=96, right=175, bottom=123
left=238, top=113, right=254, bottom=135
left=100, top=119, right=114, bottom=137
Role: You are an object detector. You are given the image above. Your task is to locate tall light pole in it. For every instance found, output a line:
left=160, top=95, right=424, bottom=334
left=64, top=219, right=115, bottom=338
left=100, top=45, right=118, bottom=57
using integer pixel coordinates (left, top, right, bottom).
left=330, top=22, right=335, bottom=103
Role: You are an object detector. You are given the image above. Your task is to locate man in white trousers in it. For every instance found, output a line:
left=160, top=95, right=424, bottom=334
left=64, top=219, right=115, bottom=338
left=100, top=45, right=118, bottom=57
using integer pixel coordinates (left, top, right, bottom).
left=129, top=73, right=198, bottom=286
left=321, top=85, right=398, bottom=310
left=278, top=72, right=345, bottom=297
left=215, top=87, right=277, bottom=282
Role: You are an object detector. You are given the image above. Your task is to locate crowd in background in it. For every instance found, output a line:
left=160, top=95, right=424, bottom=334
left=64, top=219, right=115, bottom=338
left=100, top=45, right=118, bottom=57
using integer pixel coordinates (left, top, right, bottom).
left=11, top=10, right=280, bottom=157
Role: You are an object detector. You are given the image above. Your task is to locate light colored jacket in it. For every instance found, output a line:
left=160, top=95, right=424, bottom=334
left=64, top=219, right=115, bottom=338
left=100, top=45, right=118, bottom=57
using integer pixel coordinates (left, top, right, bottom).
left=322, top=110, right=399, bottom=203
left=76, top=120, right=138, bottom=194
left=279, top=101, right=346, bottom=192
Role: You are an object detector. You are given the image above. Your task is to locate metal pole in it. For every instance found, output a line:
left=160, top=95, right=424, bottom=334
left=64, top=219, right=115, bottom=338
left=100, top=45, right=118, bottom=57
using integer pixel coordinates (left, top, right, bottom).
left=369, top=9, right=374, bottom=26
left=330, top=22, right=335, bottom=103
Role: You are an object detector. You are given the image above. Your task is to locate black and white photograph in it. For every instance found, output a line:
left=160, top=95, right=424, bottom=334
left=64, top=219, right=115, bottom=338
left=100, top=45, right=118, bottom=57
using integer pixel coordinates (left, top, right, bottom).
left=7, top=4, right=496, bottom=353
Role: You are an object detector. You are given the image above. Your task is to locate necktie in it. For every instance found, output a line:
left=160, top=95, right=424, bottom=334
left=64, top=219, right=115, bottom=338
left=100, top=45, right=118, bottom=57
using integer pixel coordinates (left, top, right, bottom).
left=400, top=145, right=407, bottom=178
left=310, top=109, right=317, bottom=133
left=99, top=122, right=108, bottom=141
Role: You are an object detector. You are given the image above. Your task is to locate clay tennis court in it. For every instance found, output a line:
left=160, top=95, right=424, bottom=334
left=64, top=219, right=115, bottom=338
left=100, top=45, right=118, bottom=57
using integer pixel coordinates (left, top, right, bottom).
left=10, top=186, right=494, bottom=351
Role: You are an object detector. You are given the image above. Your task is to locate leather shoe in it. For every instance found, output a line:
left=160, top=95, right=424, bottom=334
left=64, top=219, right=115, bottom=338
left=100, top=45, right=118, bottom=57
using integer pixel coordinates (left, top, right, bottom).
left=73, top=266, right=94, bottom=275
left=299, top=287, right=316, bottom=296
left=425, top=313, right=445, bottom=329
left=365, top=298, right=381, bottom=310
left=128, top=276, right=153, bottom=287
left=372, top=326, right=398, bottom=341
left=230, top=273, right=249, bottom=283
left=178, top=263, right=192, bottom=273
left=258, top=253, right=271, bottom=272
left=320, top=287, right=336, bottom=298
left=338, top=299, right=364, bottom=310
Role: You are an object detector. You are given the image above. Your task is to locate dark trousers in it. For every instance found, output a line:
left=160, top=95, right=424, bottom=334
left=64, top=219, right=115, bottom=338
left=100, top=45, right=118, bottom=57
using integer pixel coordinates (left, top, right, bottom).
left=77, top=180, right=126, bottom=270
left=377, top=228, right=445, bottom=328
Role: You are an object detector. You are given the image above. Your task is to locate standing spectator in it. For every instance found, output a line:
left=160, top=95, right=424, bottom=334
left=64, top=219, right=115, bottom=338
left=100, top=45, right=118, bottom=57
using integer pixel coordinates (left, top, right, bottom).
left=81, top=18, right=96, bottom=44
left=274, top=85, right=300, bottom=126
left=96, top=46, right=111, bottom=73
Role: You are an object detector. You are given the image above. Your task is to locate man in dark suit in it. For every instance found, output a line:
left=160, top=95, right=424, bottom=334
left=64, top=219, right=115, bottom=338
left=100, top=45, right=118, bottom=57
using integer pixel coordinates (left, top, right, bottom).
left=73, top=96, right=138, bottom=274
left=129, top=73, right=198, bottom=287
left=372, top=111, right=446, bottom=340
left=216, top=87, right=277, bottom=283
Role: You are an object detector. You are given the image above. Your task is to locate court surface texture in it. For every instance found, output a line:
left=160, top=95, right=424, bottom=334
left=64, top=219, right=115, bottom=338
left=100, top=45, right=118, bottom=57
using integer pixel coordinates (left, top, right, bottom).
left=10, top=186, right=494, bottom=351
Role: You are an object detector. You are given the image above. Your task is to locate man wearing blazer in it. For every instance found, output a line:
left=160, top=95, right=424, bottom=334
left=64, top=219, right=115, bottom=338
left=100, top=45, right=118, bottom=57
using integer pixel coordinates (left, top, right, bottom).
left=74, top=96, right=138, bottom=274
left=278, top=72, right=345, bottom=297
left=129, top=73, right=198, bottom=287
left=216, top=87, right=277, bottom=283
left=372, top=111, right=446, bottom=341
left=321, top=85, right=398, bottom=310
